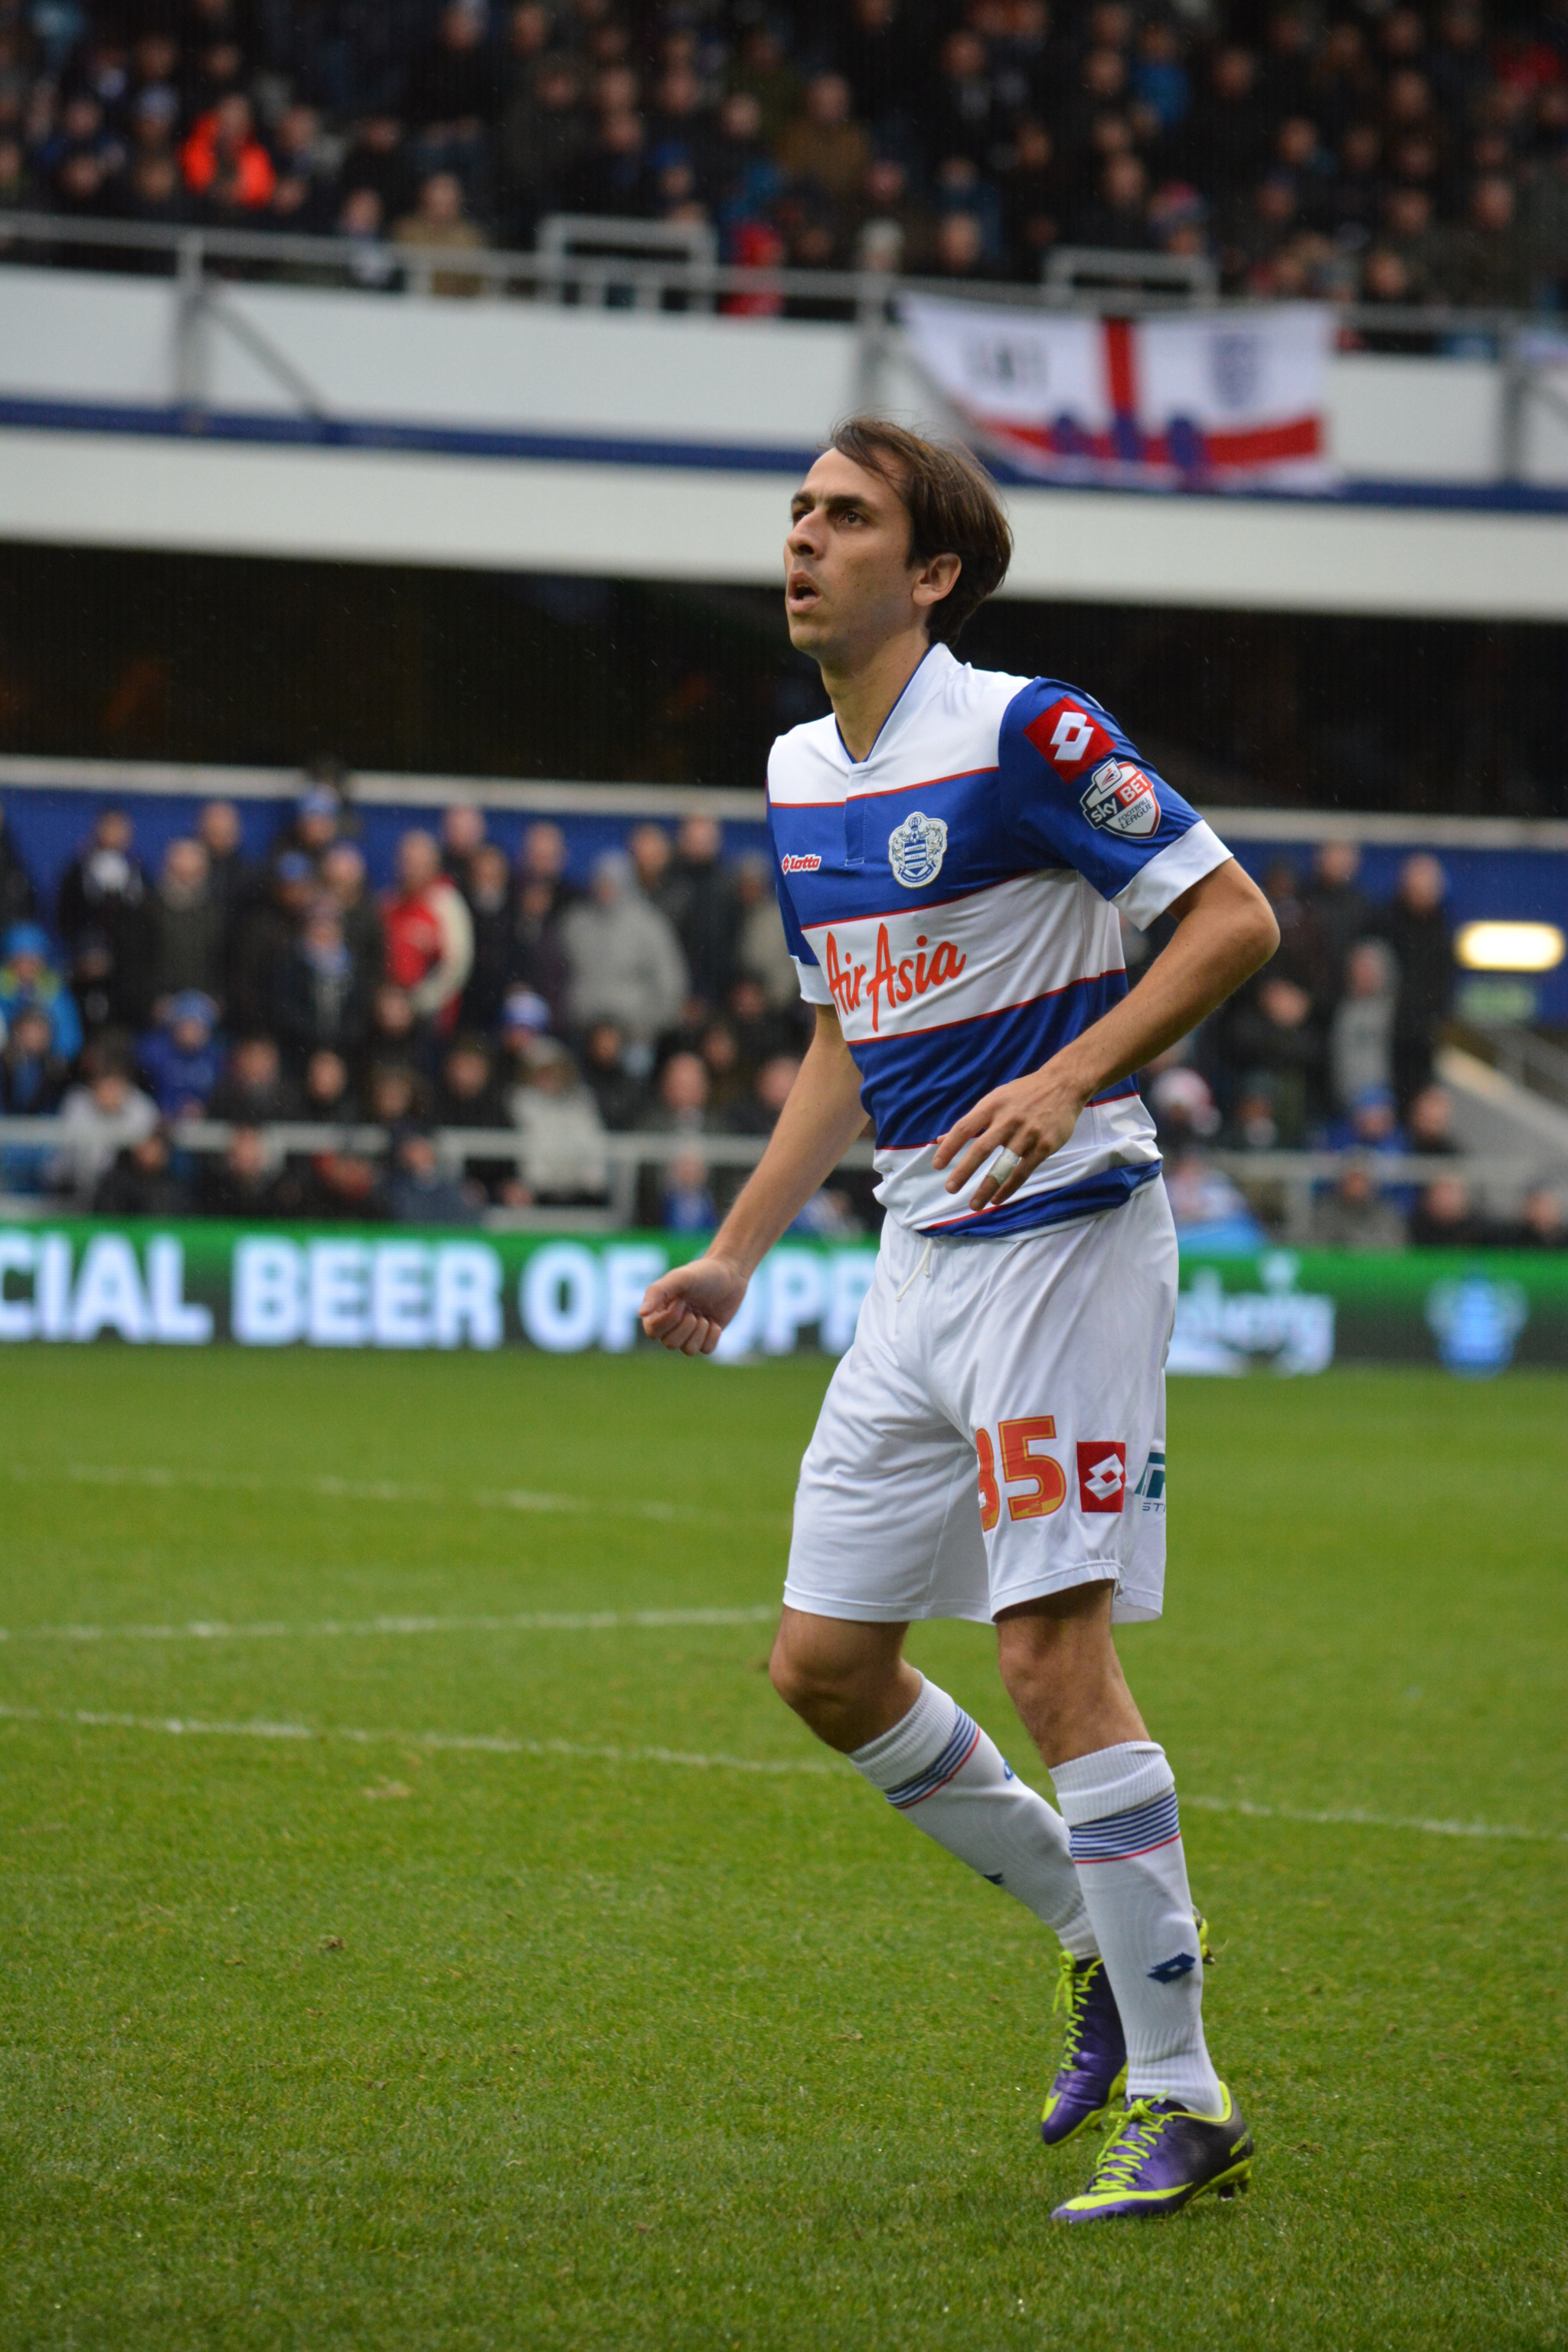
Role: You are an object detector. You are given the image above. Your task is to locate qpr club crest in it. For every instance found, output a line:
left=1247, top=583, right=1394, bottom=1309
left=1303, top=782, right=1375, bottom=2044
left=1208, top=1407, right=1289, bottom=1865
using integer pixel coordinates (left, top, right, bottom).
left=887, top=809, right=948, bottom=888
left=1080, top=757, right=1161, bottom=841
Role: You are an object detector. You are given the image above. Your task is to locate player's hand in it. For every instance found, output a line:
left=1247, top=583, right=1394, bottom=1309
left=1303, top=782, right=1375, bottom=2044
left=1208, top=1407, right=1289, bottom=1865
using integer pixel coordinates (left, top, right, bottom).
left=932, top=1063, right=1087, bottom=1210
left=639, top=1253, right=750, bottom=1356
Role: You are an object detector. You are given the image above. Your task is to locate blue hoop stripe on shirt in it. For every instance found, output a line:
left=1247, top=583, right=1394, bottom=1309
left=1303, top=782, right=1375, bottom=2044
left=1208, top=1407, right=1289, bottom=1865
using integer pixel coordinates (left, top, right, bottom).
left=920, top=1155, right=1160, bottom=1240
left=885, top=1710, right=982, bottom=1809
left=852, top=972, right=1133, bottom=1152
left=1068, top=1788, right=1181, bottom=1863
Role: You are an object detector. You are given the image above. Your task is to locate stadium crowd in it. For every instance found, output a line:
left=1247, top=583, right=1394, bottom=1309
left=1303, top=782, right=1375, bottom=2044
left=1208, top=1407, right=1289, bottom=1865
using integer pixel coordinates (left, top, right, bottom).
left=1139, top=841, right=1566, bottom=1248
left=0, top=786, right=841, bottom=1231
left=2, top=0, right=1567, bottom=308
left=0, top=782, right=1563, bottom=1246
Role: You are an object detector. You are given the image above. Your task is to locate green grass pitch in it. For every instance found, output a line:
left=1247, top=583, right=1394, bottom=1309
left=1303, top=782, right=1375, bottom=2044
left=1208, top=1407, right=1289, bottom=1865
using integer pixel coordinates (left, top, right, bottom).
left=1, top=1347, right=1563, bottom=2352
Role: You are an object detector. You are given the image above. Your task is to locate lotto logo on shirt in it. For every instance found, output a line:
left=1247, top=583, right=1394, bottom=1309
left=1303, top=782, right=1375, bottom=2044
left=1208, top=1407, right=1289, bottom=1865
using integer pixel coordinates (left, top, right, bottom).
left=1022, top=700, right=1112, bottom=775
left=1076, top=1441, right=1127, bottom=1512
left=780, top=854, right=822, bottom=873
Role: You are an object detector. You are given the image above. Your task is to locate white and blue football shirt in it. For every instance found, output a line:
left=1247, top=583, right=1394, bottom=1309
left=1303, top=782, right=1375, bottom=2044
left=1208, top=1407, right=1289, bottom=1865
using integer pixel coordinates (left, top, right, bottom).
left=767, top=640, right=1233, bottom=1238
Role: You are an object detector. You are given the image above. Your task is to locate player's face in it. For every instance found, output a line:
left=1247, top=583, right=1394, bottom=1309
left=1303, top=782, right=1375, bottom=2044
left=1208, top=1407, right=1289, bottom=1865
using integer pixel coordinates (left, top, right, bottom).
left=784, top=451, right=922, bottom=662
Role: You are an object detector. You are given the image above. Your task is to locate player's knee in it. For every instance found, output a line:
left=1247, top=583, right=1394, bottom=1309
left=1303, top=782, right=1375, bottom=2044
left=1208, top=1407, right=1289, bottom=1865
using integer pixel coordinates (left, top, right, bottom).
left=768, top=1625, right=842, bottom=1717
left=768, top=1616, right=887, bottom=1725
left=766, top=1631, right=812, bottom=1713
left=996, top=1592, right=1114, bottom=1719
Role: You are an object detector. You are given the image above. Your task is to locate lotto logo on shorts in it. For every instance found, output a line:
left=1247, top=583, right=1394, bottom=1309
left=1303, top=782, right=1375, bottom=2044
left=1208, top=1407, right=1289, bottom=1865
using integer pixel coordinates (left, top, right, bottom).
left=1076, top=1442, right=1127, bottom=1513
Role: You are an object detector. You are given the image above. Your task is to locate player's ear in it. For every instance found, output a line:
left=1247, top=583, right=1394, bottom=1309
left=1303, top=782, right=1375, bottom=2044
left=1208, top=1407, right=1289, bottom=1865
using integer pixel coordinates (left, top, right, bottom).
left=913, top=552, right=962, bottom=611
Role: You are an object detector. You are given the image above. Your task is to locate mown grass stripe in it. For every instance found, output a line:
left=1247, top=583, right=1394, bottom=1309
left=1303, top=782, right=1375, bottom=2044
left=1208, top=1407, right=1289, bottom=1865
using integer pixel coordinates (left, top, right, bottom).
left=3, top=1461, right=790, bottom=1530
left=1, top=1701, right=1562, bottom=1842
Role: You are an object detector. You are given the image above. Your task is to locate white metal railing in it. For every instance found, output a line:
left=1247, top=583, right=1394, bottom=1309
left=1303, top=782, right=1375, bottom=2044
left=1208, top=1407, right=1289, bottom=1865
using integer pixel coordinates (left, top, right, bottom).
left=0, top=1115, right=1555, bottom=1242
left=0, top=1116, right=874, bottom=1167
left=3, top=207, right=1563, bottom=474
left=0, top=205, right=1542, bottom=332
left=1456, top=1024, right=1568, bottom=1116
left=1197, top=1146, right=1557, bottom=1245
left=1044, top=245, right=1219, bottom=304
left=534, top=211, right=719, bottom=309
left=5, top=752, right=1568, bottom=853
left=0, top=1115, right=875, bottom=1229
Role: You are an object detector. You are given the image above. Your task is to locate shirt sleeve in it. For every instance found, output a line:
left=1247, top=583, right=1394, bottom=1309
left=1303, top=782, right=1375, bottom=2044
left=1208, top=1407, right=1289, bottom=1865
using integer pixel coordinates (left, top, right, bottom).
left=766, top=802, right=832, bottom=1007
left=997, top=678, right=1232, bottom=930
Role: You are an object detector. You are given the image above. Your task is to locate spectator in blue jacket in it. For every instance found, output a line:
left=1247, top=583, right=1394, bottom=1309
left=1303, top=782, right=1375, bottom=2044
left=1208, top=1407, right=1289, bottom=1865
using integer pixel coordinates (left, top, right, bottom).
left=0, top=924, right=83, bottom=1063
left=139, top=991, right=224, bottom=1119
left=0, top=1003, right=66, bottom=1112
left=385, top=1128, right=482, bottom=1224
left=0, top=1001, right=68, bottom=1194
left=1325, top=1082, right=1408, bottom=1157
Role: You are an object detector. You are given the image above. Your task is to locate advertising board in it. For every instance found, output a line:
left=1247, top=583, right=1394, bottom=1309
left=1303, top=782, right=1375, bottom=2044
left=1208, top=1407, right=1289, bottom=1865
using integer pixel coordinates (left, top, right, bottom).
left=2, top=1221, right=1566, bottom=1374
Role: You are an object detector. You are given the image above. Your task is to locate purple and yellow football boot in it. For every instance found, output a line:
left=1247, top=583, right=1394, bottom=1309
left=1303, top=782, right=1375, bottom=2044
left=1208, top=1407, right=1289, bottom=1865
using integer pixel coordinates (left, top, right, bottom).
left=1040, top=1952, right=1127, bottom=2147
left=1050, top=2085, right=1254, bottom=2222
left=1040, top=1912, right=1212, bottom=2149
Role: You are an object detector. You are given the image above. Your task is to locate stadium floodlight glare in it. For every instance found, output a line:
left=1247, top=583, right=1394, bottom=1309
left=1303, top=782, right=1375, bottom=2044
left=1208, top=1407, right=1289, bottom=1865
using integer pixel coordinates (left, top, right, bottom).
left=1455, top=921, right=1566, bottom=974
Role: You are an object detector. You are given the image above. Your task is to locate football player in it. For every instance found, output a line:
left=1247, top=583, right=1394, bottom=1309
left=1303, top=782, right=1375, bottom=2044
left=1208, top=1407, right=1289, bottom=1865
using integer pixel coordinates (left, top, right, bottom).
left=640, top=420, right=1277, bottom=2220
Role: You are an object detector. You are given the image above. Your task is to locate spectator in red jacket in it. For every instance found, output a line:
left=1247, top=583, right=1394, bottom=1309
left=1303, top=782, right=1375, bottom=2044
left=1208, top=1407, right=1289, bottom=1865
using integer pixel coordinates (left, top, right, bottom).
left=381, top=828, right=474, bottom=1036
left=181, top=94, right=276, bottom=212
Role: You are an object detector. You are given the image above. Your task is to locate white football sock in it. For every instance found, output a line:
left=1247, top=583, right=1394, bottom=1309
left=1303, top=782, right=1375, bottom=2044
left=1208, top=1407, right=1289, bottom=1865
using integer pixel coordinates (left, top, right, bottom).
left=850, top=1676, right=1096, bottom=1958
left=1050, top=1740, right=1223, bottom=2112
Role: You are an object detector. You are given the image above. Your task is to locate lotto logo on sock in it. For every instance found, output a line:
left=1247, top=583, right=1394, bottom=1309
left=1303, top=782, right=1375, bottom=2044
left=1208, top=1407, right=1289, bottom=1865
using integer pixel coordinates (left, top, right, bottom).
left=1076, top=1442, right=1126, bottom=1512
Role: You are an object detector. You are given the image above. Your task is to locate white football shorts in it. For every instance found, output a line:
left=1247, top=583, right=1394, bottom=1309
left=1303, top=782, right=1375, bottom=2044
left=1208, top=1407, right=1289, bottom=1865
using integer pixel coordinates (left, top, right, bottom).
left=783, top=1177, right=1177, bottom=1628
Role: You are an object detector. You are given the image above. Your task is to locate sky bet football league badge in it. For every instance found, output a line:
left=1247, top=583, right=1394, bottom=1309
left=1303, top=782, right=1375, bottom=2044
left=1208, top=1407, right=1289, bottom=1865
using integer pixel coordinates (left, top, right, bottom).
left=887, top=809, right=949, bottom=887
left=1080, top=758, right=1161, bottom=840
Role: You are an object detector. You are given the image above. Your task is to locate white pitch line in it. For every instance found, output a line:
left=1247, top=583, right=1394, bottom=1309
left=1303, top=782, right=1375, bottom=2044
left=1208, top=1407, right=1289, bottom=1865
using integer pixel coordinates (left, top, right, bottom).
left=0, top=1701, right=1562, bottom=1844
left=0, top=1605, right=779, bottom=1647
left=3, top=1461, right=788, bottom=1532
left=0, top=1702, right=832, bottom=1777
left=1182, top=1792, right=1567, bottom=1845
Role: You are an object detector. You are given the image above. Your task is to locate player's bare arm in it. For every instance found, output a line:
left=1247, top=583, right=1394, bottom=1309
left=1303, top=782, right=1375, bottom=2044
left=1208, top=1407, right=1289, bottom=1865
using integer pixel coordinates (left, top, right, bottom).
left=935, top=856, right=1279, bottom=1211
left=642, top=442, right=962, bottom=1358
left=639, top=1003, right=864, bottom=1355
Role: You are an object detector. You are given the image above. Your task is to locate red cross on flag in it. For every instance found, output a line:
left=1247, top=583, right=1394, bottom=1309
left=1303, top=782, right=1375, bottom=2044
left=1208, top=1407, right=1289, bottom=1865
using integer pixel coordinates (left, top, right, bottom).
left=900, top=296, right=1336, bottom=492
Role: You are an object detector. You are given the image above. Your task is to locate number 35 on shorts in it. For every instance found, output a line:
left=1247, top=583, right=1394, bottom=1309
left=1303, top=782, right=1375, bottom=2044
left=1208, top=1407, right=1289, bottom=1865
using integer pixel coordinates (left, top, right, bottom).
left=975, top=1421, right=1129, bottom=1528
left=976, top=1418, right=1064, bottom=1528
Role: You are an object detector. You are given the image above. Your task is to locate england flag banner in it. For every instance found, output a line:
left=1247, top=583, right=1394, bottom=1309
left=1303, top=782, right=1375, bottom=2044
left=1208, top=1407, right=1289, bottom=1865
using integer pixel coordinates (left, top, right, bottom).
left=900, top=296, right=1338, bottom=492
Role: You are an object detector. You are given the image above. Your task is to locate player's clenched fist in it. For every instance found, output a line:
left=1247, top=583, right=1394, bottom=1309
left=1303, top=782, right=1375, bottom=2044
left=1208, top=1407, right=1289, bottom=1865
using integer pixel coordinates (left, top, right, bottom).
left=639, top=1253, right=750, bottom=1355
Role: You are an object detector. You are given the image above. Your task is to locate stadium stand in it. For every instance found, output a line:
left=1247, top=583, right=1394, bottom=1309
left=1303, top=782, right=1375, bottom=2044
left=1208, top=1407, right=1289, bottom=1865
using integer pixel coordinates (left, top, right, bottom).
left=0, top=0, right=1566, bottom=309
left=1, top=774, right=1563, bottom=1245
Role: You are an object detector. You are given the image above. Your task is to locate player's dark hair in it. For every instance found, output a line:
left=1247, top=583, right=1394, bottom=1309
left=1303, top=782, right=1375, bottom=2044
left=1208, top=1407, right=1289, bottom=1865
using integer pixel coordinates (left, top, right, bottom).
left=828, top=416, right=1013, bottom=644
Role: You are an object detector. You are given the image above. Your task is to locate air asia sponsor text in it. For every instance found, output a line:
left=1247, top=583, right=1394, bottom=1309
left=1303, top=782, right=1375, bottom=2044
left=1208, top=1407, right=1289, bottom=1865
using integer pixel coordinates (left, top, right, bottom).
left=824, top=923, right=967, bottom=1032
